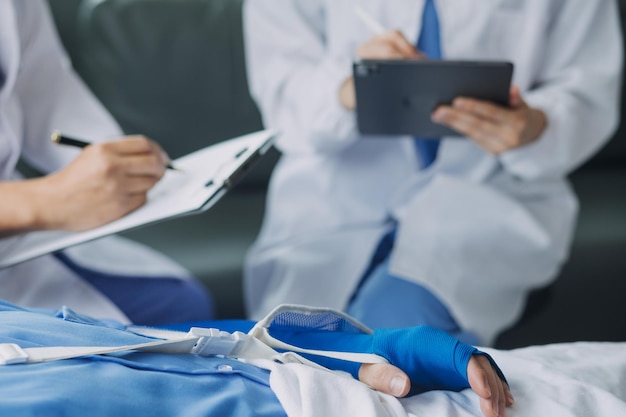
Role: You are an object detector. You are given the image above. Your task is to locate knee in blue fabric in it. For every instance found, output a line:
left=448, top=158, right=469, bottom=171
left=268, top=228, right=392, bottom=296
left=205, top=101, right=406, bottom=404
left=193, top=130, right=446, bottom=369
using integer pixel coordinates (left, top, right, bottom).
left=347, top=249, right=480, bottom=346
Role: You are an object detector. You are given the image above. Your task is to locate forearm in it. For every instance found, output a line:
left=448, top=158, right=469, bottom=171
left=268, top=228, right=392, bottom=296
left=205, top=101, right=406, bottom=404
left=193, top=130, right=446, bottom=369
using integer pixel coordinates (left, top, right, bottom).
left=0, top=178, right=53, bottom=237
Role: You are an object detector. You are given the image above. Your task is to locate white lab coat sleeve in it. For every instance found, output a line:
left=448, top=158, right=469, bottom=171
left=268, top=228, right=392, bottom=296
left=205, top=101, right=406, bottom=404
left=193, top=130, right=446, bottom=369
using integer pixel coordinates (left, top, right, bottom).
left=499, top=0, right=623, bottom=180
left=14, top=0, right=121, bottom=174
left=243, top=0, right=358, bottom=154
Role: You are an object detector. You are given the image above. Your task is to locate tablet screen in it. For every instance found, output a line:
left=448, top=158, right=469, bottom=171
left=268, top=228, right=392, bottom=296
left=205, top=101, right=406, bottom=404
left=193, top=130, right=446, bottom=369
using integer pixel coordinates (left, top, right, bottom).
left=353, top=60, right=514, bottom=138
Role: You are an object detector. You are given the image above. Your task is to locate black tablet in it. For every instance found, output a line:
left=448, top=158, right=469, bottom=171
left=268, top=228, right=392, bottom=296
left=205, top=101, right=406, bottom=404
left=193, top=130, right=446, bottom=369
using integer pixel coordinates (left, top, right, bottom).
left=353, top=60, right=514, bottom=138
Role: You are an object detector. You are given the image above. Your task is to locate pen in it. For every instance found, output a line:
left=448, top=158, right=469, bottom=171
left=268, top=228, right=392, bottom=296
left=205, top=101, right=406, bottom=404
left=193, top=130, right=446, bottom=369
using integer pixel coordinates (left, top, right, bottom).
left=355, top=5, right=386, bottom=35
left=50, top=131, right=180, bottom=171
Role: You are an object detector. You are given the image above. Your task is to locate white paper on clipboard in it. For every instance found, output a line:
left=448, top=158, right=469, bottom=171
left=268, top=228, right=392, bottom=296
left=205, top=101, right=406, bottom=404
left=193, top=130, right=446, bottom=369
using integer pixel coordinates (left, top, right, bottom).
left=0, top=129, right=277, bottom=269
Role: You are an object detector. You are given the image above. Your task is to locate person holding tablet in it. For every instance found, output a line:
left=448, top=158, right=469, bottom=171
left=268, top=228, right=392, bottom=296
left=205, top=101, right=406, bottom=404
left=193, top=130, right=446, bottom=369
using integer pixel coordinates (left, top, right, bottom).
left=242, top=0, right=623, bottom=346
left=0, top=1, right=214, bottom=325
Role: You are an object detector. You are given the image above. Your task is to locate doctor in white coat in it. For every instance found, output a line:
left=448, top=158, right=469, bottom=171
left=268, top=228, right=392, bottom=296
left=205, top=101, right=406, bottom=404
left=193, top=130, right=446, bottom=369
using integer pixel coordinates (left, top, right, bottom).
left=0, top=0, right=213, bottom=325
left=243, top=0, right=623, bottom=345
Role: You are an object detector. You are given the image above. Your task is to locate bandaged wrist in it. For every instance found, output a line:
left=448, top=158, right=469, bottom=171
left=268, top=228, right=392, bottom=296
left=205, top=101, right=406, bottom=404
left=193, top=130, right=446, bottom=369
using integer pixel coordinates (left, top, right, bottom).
left=269, top=325, right=502, bottom=394
left=372, top=326, right=477, bottom=393
left=250, top=305, right=506, bottom=394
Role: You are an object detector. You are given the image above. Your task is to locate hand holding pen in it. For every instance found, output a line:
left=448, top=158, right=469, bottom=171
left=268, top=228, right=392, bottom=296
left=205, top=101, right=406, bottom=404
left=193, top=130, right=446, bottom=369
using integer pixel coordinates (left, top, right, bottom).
left=37, top=132, right=175, bottom=232
left=51, top=131, right=180, bottom=171
left=340, top=6, right=423, bottom=110
left=354, top=5, right=423, bottom=60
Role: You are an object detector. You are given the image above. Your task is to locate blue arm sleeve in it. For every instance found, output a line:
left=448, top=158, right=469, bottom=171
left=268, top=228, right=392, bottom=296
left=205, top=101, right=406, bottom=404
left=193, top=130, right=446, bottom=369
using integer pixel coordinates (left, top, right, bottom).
left=270, top=326, right=506, bottom=394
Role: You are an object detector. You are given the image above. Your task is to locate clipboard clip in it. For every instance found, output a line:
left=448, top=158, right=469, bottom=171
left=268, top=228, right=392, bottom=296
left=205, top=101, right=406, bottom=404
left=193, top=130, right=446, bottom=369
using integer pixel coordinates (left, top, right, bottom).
left=203, top=145, right=264, bottom=189
left=223, top=148, right=256, bottom=188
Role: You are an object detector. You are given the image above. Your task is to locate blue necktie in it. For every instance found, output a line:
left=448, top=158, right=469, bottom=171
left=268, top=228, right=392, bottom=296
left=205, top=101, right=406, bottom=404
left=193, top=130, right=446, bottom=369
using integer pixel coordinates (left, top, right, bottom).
left=414, top=0, right=442, bottom=168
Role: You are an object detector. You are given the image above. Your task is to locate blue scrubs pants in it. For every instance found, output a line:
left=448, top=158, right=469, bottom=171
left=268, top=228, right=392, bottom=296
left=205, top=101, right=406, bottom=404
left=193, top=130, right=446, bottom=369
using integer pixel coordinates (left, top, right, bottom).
left=347, top=231, right=479, bottom=346
left=54, top=252, right=215, bottom=325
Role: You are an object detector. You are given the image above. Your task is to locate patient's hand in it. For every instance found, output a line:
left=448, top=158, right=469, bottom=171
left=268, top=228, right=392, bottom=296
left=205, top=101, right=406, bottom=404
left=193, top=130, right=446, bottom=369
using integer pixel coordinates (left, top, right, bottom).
left=266, top=320, right=512, bottom=416
left=468, top=355, right=514, bottom=417
left=359, top=355, right=514, bottom=417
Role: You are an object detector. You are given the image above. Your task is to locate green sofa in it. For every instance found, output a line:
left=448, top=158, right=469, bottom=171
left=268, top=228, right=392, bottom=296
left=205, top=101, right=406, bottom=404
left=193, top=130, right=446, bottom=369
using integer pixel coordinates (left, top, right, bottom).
left=47, top=0, right=626, bottom=348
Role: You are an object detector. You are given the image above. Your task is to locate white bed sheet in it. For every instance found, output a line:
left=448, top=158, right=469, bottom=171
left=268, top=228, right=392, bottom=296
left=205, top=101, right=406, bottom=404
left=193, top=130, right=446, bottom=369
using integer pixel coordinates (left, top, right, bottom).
left=265, top=342, right=626, bottom=417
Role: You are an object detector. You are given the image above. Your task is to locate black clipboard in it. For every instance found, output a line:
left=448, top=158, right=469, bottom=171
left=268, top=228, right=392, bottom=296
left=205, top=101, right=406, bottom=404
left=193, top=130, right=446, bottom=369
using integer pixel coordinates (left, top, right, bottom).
left=353, top=60, right=514, bottom=138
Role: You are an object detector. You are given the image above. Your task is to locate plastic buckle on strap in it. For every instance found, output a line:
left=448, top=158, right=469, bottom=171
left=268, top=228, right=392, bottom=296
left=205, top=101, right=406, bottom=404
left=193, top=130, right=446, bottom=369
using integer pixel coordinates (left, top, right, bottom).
left=189, top=328, right=244, bottom=357
left=0, top=343, right=29, bottom=365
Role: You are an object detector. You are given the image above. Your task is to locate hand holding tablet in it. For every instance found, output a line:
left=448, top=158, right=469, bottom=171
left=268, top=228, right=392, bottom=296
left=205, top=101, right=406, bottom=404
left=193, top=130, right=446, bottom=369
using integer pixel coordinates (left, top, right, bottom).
left=351, top=6, right=518, bottom=142
left=353, top=59, right=514, bottom=138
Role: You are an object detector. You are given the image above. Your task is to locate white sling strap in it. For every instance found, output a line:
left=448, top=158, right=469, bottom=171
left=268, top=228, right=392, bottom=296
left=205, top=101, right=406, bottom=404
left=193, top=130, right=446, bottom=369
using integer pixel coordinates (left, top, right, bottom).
left=0, top=305, right=388, bottom=368
left=248, top=304, right=389, bottom=366
left=0, top=326, right=386, bottom=368
left=0, top=327, right=282, bottom=366
left=0, top=337, right=197, bottom=365
left=249, top=326, right=388, bottom=365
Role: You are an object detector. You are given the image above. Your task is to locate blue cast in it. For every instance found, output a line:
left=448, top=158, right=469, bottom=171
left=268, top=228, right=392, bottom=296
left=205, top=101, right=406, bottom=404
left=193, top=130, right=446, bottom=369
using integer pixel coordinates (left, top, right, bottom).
left=268, top=325, right=506, bottom=395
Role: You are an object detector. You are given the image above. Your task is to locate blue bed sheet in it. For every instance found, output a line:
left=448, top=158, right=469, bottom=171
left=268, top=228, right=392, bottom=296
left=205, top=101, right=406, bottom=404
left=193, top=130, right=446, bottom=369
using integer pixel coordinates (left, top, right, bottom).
left=0, top=301, right=286, bottom=417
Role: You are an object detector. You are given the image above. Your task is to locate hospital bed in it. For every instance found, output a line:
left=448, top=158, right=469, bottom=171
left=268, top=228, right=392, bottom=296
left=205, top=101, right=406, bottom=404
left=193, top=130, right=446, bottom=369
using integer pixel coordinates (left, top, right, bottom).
left=1, top=300, right=625, bottom=417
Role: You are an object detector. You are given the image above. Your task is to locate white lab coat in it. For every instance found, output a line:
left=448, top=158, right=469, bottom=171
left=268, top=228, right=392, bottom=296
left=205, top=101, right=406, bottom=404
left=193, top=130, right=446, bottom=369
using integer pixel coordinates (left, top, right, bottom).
left=0, top=0, right=192, bottom=323
left=243, top=0, right=623, bottom=344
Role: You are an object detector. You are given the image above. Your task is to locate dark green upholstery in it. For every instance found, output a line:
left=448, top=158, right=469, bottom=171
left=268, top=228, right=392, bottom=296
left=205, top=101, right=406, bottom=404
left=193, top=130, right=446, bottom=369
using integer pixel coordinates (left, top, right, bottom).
left=74, top=0, right=262, bottom=156
left=47, top=0, right=626, bottom=345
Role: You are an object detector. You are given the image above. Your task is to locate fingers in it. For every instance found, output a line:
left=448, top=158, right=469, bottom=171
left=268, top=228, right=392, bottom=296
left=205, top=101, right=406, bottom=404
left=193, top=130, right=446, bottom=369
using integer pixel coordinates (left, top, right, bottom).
left=121, top=175, right=162, bottom=194
left=339, top=77, right=357, bottom=110
left=449, top=97, right=516, bottom=125
left=117, top=154, right=168, bottom=178
left=85, top=136, right=170, bottom=178
left=101, top=136, right=171, bottom=168
left=119, top=193, right=148, bottom=214
left=358, top=30, right=423, bottom=60
left=358, top=363, right=411, bottom=398
left=432, top=92, right=546, bottom=154
left=359, top=356, right=514, bottom=417
left=468, top=355, right=513, bottom=417
left=39, top=135, right=170, bottom=232
left=345, top=29, right=423, bottom=110
left=509, top=85, right=523, bottom=108
left=432, top=104, right=511, bottom=154
left=385, top=31, right=422, bottom=58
